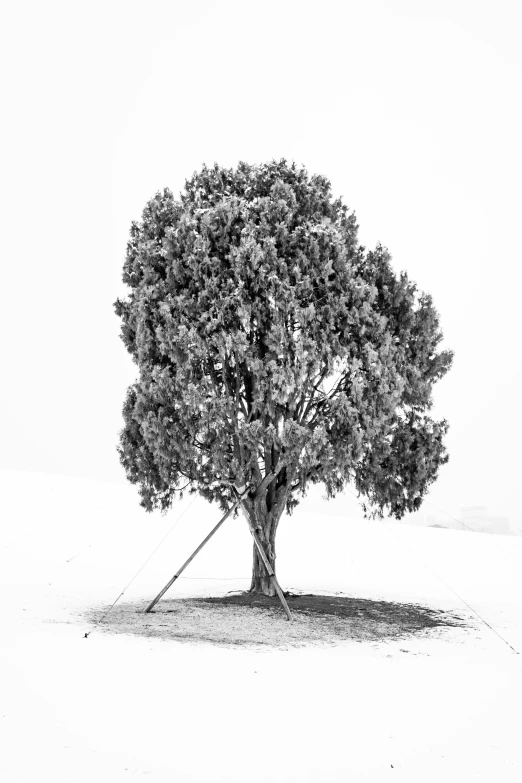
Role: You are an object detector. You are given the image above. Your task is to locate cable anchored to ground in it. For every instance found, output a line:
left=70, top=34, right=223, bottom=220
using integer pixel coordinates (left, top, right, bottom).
left=178, top=576, right=249, bottom=580
left=82, top=494, right=197, bottom=638
left=424, top=499, right=477, bottom=533
left=383, top=522, right=519, bottom=656
left=66, top=543, right=93, bottom=563
left=345, top=486, right=519, bottom=655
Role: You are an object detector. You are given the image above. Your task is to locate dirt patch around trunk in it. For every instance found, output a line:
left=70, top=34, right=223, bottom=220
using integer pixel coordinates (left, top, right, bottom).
left=84, top=590, right=469, bottom=649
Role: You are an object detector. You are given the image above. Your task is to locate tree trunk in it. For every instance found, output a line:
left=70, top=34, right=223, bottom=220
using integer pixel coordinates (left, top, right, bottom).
left=239, top=486, right=288, bottom=597
left=236, top=460, right=291, bottom=597
left=249, top=523, right=277, bottom=596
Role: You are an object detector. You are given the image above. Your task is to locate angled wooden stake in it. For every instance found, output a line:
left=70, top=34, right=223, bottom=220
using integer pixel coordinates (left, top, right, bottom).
left=144, top=491, right=246, bottom=613
left=250, top=527, right=293, bottom=622
left=233, top=489, right=293, bottom=622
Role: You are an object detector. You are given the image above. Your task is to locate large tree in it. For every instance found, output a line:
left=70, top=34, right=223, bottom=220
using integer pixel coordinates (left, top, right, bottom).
left=115, top=160, right=452, bottom=596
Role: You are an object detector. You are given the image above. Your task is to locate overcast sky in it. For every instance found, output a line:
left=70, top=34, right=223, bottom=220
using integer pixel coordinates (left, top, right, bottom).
left=1, top=0, right=521, bottom=527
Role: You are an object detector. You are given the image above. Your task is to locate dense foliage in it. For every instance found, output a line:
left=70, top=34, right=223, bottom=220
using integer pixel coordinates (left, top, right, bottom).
left=115, top=160, right=452, bottom=531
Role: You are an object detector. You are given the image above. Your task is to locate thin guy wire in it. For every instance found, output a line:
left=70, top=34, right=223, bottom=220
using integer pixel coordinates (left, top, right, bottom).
left=178, top=576, right=249, bottom=580
left=83, top=494, right=197, bottom=638
left=345, top=486, right=519, bottom=655
left=66, top=543, right=93, bottom=563
left=424, top=498, right=477, bottom=533
left=347, top=487, right=520, bottom=655
left=383, top=522, right=519, bottom=655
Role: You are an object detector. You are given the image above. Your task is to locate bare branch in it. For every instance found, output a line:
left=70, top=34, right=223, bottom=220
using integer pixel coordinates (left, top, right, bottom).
left=296, top=365, right=330, bottom=424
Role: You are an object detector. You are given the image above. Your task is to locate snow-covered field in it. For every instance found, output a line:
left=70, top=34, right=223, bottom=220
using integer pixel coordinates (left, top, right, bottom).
left=1, top=469, right=521, bottom=782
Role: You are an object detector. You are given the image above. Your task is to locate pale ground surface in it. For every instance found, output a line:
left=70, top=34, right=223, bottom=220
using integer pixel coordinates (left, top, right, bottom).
left=1, top=470, right=522, bottom=782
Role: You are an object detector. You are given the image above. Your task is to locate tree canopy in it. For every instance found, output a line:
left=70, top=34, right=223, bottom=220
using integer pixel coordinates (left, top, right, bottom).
left=115, top=160, right=452, bottom=529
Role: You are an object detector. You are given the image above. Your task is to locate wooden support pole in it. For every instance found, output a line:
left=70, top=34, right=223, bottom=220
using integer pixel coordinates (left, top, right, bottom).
left=250, top=528, right=293, bottom=622
left=144, top=491, right=245, bottom=613
left=233, top=489, right=293, bottom=622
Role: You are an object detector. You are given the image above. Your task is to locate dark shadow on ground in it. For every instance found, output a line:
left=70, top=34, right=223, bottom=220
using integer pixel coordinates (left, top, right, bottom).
left=84, top=590, right=469, bottom=649
left=202, top=591, right=466, bottom=633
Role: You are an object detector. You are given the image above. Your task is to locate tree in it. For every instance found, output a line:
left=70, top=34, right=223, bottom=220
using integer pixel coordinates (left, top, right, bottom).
left=115, top=160, right=453, bottom=596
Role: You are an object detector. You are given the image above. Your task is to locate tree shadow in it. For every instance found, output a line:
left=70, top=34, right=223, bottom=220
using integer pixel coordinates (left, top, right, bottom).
left=203, top=591, right=466, bottom=633
left=84, top=590, right=470, bottom=649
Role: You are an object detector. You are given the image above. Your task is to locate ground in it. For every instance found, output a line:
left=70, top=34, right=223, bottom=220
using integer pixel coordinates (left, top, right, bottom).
left=87, top=592, right=467, bottom=649
left=1, top=470, right=521, bottom=782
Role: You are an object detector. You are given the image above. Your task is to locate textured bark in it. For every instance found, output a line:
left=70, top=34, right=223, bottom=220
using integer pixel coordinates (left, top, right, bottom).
left=250, top=526, right=277, bottom=596
left=241, top=479, right=289, bottom=596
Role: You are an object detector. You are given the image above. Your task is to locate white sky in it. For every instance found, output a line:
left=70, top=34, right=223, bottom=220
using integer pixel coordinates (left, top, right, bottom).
left=1, top=0, right=521, bottom=525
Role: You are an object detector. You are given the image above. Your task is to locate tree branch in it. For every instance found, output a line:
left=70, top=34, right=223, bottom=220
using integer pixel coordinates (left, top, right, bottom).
left=297, top=365, right=330, bottom=425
